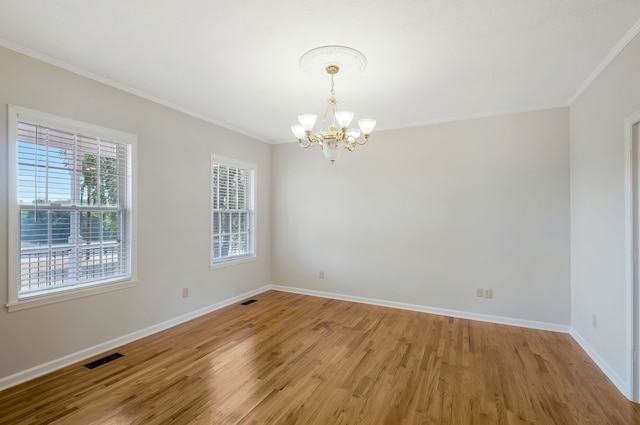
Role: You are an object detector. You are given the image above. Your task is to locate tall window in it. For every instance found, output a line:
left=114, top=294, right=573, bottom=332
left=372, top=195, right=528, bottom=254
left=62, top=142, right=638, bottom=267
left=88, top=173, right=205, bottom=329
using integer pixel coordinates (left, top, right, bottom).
left=211, top=155, right=255, bottom=267
left=8, top=106, right=135, bottom=310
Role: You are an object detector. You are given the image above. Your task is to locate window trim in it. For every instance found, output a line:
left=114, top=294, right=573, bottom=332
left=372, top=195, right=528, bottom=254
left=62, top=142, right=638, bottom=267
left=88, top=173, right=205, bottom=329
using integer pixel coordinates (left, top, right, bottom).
left=6, top=105, right=137, bottom=312
left=210, top=154, right=257, bottom=269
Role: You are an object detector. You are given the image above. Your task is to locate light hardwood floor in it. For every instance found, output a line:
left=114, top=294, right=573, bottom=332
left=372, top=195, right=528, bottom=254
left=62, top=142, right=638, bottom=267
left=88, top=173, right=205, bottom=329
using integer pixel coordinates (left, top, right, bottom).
left=1, top=290, right=638, bottom=424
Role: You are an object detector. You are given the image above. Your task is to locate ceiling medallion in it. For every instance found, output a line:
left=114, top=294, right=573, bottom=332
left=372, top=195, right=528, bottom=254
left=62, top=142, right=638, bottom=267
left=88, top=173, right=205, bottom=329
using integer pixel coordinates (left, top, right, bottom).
left=298, top=45, right=367, bottom=80
left=291, top=46, right=376, bottom=164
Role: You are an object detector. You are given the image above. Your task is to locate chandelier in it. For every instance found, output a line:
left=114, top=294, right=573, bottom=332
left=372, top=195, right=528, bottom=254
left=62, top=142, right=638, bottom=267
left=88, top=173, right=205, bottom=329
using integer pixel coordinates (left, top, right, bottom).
left=291, top=46, right=376, bottom=164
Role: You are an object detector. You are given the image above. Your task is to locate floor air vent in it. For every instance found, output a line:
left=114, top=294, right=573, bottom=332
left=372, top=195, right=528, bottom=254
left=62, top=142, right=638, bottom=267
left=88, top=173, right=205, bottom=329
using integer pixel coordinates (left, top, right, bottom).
left=84, top=352, right=124, bottom=369
left=241, top=299, right=257, bottom=305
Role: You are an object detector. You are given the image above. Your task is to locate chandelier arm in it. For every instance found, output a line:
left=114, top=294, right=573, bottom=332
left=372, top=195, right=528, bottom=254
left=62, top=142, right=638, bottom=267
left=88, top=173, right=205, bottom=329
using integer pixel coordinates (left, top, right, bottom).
left=343, top=136, right=354, bottom=151
left=298, top=136, right=313, bottom=148
left=357, top=135, right=371, bottom=145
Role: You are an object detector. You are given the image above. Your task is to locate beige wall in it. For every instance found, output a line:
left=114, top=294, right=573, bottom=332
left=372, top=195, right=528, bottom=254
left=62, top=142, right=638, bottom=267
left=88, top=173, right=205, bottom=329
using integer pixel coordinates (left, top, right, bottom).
left=10, top=27, right=638, bottom=393
left=0, top=46, right=271, bottom=380
left=272, top=108, right=570, bottom=326
left=570, top=31, right=640, bottom=395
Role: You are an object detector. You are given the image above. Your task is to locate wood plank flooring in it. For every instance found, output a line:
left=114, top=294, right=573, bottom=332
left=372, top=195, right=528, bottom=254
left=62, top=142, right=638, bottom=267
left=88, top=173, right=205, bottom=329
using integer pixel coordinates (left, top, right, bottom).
left=1, top=290, right=639, bottom=424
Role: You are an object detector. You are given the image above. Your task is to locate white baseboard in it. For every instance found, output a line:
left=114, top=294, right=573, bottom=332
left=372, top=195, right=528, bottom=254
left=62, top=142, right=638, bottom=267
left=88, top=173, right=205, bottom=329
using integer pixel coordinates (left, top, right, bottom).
left=0, top=285, right=271, bottom=391
left=570, top=328, right=629, bottom=399
left=270, top=285, right=570, bottom=333
left=271, top=285, right=634, bottom=400
left=2, top=283, right=629, bottom=403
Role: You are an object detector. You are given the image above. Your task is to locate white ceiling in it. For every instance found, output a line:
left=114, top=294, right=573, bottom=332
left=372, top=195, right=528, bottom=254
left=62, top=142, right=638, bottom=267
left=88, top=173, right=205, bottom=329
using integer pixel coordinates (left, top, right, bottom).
left=1, top=0, right=639, bottom=144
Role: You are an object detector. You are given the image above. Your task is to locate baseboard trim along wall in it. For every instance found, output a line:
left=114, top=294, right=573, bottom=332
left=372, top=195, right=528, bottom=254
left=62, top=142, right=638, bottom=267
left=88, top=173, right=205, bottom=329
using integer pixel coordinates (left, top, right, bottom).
left=271, top=285, right=628, bottom=400
left=1, top=283, right=627, bottom=402
left=0, top=285, right=270, bottom=392
left=270, top=285, right=570, bottom=333
left=570, top=328, right=629, bottom=399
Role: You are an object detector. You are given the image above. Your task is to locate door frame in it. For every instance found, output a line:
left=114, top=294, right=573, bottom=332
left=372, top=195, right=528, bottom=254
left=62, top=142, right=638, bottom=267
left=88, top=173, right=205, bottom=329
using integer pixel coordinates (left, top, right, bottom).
left=625, top=110, right=640, bottom=402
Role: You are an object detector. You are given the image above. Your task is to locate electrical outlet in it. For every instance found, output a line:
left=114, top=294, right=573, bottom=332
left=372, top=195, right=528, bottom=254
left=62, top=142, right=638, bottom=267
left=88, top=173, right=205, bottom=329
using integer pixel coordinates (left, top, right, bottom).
left=484, top=289, right=493, bottom=299
left=592, top=314, right=597, bottom=329
left=476, top=288, right=484, bottom=297
left=319, top=271, right=325, bottom=280
left=182, top=288, right=189, bottom=298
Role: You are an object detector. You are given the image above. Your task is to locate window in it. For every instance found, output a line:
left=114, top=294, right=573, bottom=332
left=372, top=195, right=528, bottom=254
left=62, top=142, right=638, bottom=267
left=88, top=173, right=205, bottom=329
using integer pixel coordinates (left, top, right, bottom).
left=211, top=155, right=255, bottom=267
left=7, top=106, right=135, bottom=310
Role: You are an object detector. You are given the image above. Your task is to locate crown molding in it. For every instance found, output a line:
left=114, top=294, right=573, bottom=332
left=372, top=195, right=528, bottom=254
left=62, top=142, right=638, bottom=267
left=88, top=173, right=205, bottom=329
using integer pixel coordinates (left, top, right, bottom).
left=0, top=38, right=268, bottom=143
left=569, top=17, right=640, bottom=105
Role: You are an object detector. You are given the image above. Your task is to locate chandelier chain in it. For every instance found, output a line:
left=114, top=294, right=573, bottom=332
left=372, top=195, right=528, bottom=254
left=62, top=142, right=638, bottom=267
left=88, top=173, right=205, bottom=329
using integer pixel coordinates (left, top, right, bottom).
left=330, top=73, right=335, bottom=97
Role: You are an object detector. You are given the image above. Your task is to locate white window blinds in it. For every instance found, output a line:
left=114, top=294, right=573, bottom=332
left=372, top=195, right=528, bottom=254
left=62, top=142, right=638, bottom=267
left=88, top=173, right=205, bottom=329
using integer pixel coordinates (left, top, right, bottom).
left=211, top=156, right=255, bottom=265
left=15, top=120, right=131, bottom=297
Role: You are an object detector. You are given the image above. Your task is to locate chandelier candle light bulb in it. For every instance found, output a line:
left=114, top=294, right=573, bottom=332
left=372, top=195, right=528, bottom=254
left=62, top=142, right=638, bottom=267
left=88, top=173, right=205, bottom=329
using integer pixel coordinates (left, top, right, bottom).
left=291, top=46, right=376, bottom=164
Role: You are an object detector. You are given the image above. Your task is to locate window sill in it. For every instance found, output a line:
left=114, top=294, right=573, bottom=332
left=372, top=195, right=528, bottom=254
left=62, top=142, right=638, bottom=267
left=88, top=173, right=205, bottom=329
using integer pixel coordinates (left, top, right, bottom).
left=210, top=255, right=256, bottom=270
left=6, top=279, right=137, bottom=312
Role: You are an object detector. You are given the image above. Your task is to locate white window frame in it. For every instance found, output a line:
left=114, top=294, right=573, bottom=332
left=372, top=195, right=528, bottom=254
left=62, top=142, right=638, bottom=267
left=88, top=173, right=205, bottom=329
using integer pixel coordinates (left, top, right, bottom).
left=210, top=155, right=256, bottom=268
left=7, top=105, right=137, bottom=312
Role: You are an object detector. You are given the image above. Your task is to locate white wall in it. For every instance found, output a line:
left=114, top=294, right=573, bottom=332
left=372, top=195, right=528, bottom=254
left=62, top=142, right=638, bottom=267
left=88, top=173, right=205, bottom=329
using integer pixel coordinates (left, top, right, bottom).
left=272, top=108, right=570, bottom=326
left=0, top=46, right=271, bottom=381
left=570, top=31, right=640, bottom=395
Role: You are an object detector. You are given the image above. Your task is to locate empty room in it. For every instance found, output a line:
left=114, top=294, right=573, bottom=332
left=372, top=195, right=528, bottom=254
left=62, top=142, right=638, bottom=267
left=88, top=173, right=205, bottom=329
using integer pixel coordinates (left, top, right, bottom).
left=1, top=1, right=640, bottom=423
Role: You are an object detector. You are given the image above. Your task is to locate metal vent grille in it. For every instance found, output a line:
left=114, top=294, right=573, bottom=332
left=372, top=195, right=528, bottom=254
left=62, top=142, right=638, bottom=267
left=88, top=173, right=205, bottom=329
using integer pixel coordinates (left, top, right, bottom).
left=84, top=352, right=124, bottom=369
